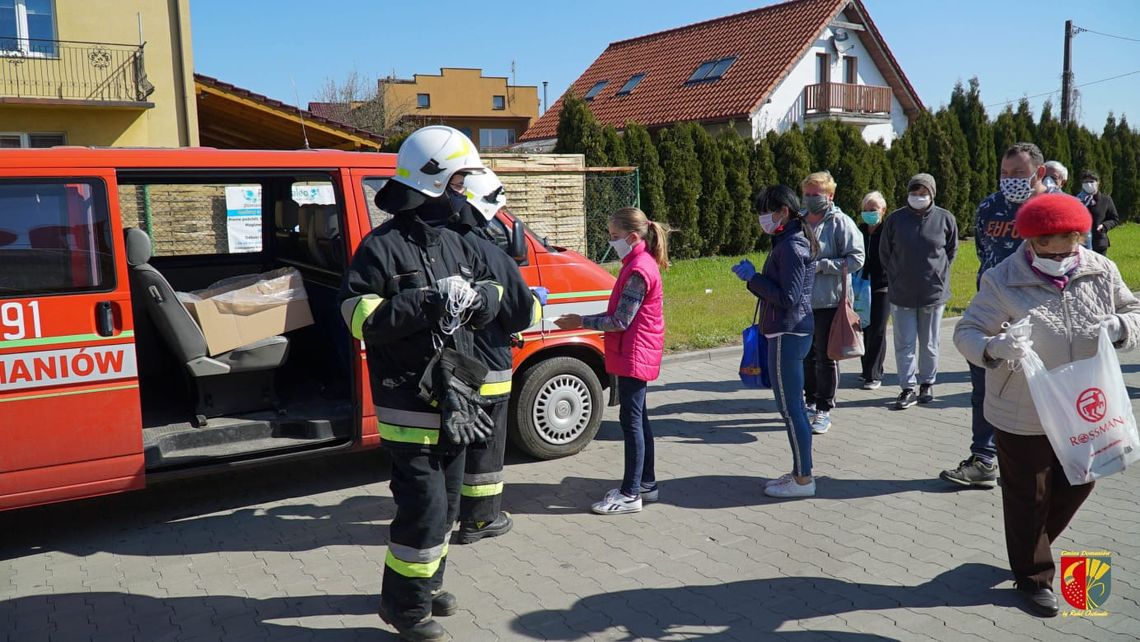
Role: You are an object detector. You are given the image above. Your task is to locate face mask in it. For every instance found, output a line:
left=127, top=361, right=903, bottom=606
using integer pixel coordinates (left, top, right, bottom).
left=1082, top=181, right=1098, bottom=194
left=1031, top=253, right=1078, bottom=277
left=803, top=194, right=830, bottom=215
left=907, top=195, right=932, bottom=210
left=758, top=212, right=782, bottom=235
left=609, top=235, right=635, bottom=259
left=1000, top=175, right=1036, bottom=203
left=861, top=211, right=881, bottom=225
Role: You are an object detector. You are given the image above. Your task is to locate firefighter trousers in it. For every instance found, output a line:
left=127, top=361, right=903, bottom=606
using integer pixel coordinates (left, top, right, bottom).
left=381, top=447, right=465, bottom=623
left=459, top=399, right=508, bottom=524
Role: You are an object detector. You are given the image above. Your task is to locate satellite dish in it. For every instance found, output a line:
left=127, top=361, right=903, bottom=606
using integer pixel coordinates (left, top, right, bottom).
left=831, top=28, right=855, bottom=54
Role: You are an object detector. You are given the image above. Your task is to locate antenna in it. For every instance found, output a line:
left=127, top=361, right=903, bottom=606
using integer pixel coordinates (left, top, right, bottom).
left=291, top=77, right=311, bottom=150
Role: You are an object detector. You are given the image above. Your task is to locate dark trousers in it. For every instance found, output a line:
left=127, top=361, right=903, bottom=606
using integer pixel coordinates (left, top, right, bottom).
left=860, top=290, right=890, bottom=382
left=969, top=363, right=998, bottom=463
left=381, top=448, right=465, bottom=622
left=459, top=399, right=508, bottom=524
left=618, top=376, right=655, bottom=497
left=995, top=430, right=1095, bottom=589
left=804, top=306, right=840, bottom=412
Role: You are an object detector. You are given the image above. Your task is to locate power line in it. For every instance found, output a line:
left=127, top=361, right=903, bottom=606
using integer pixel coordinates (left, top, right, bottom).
left=1076, top=26, right=1140, bottom=43
left=984, top=69, right=1140, bottom=109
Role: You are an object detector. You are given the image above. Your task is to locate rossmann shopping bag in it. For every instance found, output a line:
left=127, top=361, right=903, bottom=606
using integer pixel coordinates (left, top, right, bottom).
left=739, top=302, right=771, bottom=389
left=1020, top=326, right=1140, bottom=485
left=852, top=270, right=872, bottom=329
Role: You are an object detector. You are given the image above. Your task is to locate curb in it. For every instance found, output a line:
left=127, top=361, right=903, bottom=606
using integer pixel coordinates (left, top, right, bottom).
left=662, top=345, right=742, bottom=365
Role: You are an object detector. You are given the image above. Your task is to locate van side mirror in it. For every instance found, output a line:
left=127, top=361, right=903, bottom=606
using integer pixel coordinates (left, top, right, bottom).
left=510, top=219, right=528, bottom=263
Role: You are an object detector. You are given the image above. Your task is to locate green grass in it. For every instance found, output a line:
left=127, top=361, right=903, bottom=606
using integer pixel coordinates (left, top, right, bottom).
left=615, top=223, right=1140, bottom=353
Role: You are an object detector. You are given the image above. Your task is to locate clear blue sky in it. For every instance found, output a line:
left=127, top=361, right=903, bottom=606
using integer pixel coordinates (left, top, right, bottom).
left=190, top=0, right=1140, bottom=131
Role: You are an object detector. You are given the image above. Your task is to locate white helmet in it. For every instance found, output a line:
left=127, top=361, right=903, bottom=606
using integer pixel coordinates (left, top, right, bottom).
left=393, top=125, right=485, bottom=198
left=463, top=169, right=507, bottom=221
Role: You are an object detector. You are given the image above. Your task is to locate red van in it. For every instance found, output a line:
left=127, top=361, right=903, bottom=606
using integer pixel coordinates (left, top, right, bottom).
left=0, top=147, right=614, bottom=511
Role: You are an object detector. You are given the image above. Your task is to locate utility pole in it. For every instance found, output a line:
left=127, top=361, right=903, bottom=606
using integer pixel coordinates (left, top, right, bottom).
left=1061, top=19, right=1074, bottom=125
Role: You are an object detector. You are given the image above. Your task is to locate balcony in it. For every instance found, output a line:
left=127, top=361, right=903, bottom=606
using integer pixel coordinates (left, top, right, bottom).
left=0, top=39, right=155, bottom=108
left=803, top=82, right=891, bottom=124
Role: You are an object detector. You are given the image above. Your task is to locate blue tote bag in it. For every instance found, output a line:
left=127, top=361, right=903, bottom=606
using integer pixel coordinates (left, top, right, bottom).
left=739, top=301, right=772, bottom=389
left=852, top=270, right=872, bottom=329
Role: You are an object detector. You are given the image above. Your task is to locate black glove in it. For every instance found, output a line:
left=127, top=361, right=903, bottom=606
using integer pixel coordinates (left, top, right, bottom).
left=423, top=288, right=447, bottom=324
left=418, top=347, right=493, bottom=445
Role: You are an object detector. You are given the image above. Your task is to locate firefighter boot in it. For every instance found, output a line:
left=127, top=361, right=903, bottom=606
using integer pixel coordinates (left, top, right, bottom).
left=431, top=590, right=458, bottom=617
left=456, top=511, right=513, bottom=545
left=379, top=601, right=447, bottom=642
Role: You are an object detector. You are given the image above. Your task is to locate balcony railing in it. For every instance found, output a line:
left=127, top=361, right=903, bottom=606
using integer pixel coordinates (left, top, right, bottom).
left=0, top=38, right=155, bottom=104
left=804, top=82, right=891, bottom=117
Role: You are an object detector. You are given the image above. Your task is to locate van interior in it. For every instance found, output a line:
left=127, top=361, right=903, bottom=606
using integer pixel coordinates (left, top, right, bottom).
left=117, top=172, right=359, bottom=472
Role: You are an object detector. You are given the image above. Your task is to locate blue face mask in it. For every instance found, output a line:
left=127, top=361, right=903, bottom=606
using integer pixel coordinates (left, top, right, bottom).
left=861, top=211, right=881, bottom=225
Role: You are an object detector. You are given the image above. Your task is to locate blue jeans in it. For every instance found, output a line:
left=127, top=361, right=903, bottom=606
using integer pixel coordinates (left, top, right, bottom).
left=618, top=376, right=655, bottom=497
left=769, top=334, right=813, bottom=477
left=969, top=362, right=997, bottom=463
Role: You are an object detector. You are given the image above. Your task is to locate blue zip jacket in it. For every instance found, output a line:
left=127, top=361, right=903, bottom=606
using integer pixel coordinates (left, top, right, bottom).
left=747, top=219, right=816, bottom=335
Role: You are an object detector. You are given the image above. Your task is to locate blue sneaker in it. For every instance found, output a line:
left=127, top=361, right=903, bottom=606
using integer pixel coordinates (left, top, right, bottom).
left=811, top=412, right=831, bottom=435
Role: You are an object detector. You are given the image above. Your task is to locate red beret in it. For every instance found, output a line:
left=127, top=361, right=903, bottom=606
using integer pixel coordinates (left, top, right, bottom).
left=1014, top=193, right=1092, bottom=238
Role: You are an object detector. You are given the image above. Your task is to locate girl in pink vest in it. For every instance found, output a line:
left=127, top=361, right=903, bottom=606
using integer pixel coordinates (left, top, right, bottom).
left=555, top=207, right=668, bottom=515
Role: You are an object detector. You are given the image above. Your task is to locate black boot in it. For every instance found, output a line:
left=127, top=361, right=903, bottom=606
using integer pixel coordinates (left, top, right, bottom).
left=431, top=590, right=458, bottom=617
left=379, top=600, right=448, bottom=641
left=1016, top=582, right=1059, bottom=617
left=456, top=512, right=513, bottom=545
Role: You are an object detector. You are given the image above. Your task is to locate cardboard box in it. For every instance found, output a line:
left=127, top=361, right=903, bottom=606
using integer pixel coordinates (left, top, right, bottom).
left=180, top=268, right=314, bottom=356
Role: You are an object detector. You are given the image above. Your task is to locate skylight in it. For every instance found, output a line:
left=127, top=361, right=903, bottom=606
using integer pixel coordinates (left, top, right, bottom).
left=616, top=73, right=646, bottom=96
left=686, top=57, right=737, bottom=84
left=584, top=81, right=609, bottom=100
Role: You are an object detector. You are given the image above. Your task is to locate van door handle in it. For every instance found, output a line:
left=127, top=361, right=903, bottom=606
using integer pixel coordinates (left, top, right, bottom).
left=95, top=301, right=115, bottom=337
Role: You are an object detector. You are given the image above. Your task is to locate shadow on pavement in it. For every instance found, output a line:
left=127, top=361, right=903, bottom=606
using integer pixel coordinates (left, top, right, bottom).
left=512, top=562, right=1023, bottom=640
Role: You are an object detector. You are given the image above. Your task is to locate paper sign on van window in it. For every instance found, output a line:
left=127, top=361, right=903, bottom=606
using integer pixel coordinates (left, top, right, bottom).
left=291, top=184, right=335, bottom=205
left=224, top=185, right=263, bottom=254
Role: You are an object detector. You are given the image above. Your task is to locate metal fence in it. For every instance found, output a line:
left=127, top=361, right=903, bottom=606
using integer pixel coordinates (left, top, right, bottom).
left=0, top=38, right=154, bottom=103
left=583, top=168, right=640, bottom=263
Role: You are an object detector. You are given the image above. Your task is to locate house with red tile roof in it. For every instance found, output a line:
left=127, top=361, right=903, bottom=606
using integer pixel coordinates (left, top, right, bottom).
left=520, top=0, right=922, bottom=149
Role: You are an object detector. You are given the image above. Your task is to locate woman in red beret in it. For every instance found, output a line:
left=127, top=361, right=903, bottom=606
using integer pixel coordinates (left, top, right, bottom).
left=954, top=193, right=1140, bottom=617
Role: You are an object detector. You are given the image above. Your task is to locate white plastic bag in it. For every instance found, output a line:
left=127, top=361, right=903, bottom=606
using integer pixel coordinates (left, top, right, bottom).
left=1020, top=326, right=1140, bottom=485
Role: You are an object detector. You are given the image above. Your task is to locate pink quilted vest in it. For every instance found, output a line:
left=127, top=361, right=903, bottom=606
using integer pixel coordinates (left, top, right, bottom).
left=604, top=242, right=664, bottom=381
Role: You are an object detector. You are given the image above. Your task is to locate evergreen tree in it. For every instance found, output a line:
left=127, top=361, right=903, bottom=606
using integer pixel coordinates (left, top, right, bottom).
left=751, top=133, right=778, bottom=191
left=601, top=125, right=629, bottom=167
left=655, top=126, right=703, bottom=258
left=1037, top=100, right=1072, bottom=186
left=866, top=141, right=896, bottom=211
left=949, top=78, right=996, bottom=206
left=718, top=127, right=761, bottom=254
left=936, top=109, right=973, bottom=221
left=1013, top=98, right=1037, bottom=142
left=773, top=125, right=813, bottom=191
left=689, top=123, right=733, bottom=255
left=992, top=107, right=1020, bottom=170
left=834, top=124, right=873, bottom=217
left=622, top=121, right=667, bottom=220
left=809, top=120, right=844, bottom=175
left=553, top=92, right=607, bottom=165
left=1109, top=117, right=1139, bottom=222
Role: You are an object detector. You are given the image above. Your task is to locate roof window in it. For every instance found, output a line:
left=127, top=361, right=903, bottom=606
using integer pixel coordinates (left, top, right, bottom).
left=584, top=80, right=608, bottom=101
left=616, top=73, right=646, bottom=96
left=686, top=57, right=737, bottom=84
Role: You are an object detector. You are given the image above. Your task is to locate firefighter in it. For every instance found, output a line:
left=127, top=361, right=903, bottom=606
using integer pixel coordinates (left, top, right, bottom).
left=431, top=168, right=544, bottom=544
left=339, top=125, right=503, bottom=642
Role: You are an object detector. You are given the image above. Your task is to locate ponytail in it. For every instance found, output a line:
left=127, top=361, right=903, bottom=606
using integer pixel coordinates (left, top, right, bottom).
left=796, top=212, right=822, bottom=258
left=610, top=207, right=670, bottom=270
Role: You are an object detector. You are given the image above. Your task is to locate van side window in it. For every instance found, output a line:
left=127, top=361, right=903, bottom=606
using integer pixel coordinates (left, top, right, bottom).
left=362, top=177, right=391, bottom=228
left=118, top=182, right=265, bottom=256
left=282, top=180, right=343, bottom=269
left=0, top=179, right=114, bottom=297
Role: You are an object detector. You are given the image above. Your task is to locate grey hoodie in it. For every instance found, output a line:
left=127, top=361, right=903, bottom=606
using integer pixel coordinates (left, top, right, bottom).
left=879, top=204, right=958, bottom=308
left=809, top=205, right=865, bottom=310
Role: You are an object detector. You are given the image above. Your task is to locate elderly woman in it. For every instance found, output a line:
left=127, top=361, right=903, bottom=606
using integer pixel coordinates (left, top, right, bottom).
left=954, top=193, right=1140, bottom=617
left=857, top=191, right=890, bottom=390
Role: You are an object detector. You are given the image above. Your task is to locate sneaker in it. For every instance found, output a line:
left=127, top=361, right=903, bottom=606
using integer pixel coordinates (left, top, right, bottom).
left=862, top=379, right=882, bottom=390
left=430, top=591, right=458, bottom=617
left=940, top=455, right=998, bottom=488
left=379, top=601, right=447, bottom=641
left=639, top=483, right=659, bottom=503
left=765, top=473, right=794, bottom=488
left=591, top=488, right=642, bottom=515
left=456, top=512, right=513, bottom=545
left=810, top=412, right=831, bottom=434
left=764, top=477, right=816, bottom=498
left=895, top=389, right=918, bottom=410
left=918, top=384, right=935, bottom=404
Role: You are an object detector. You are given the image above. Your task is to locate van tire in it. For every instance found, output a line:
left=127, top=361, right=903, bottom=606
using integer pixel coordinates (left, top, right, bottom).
left=510, top=357, right=603, bottom=460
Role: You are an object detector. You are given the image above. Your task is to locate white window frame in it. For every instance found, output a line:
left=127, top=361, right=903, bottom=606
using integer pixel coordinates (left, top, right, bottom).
left=0, top=131, right=67, bottom=147
left=0, top=0, right=56, bottom=58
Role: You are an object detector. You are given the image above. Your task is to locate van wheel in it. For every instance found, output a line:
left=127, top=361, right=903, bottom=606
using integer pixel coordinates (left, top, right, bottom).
left=510, top=357, right=603, bottom=460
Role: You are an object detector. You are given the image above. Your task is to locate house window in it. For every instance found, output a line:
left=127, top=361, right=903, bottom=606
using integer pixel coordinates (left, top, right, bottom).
left=844, top=56, right=858, bottom=84
left=416, top=93, right=430, bottom=109
left=478, top=128, right=516, bottom=150
left=686, top=57, right=736, bottom=84
left=816, top=53, right=831, bottom=84
left=584, top=81, right=608, bottom=101
left=492, top=95, right=505, bottom=110
left=0, top=132, right=65, bottom=148
left=0, top=0, right=56, bottom=56
left=616, top=73, right=645, bottom=96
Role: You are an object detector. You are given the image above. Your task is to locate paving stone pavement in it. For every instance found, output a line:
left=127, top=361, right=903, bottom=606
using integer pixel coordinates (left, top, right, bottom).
left=2, top=317, right=1139, bottom=641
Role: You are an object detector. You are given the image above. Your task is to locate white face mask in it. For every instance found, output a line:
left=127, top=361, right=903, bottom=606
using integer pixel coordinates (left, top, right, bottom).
left=609, top=235, right=636, bottom=259
left=908, top=194, right=932, bottom=210
left=1082, top=181, right=1098, bottom=194
left=1031, top=253, right=1079, bottom=277
left=758, top=212, right=783, bottom=235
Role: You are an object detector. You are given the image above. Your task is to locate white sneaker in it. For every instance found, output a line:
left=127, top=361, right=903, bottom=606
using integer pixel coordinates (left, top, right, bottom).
left=591, top=488, right=642, bottom=515
left=764, top=473, right=794, bottom=488
left=764, top=477, right=816, bottom=498
left=639, top=483, right=659, bottom=503
left=811, top=412, right=831, bottom=435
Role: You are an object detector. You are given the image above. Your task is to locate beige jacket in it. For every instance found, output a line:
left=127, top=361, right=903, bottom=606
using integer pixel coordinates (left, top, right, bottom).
left=954, top=244, right=1140, bottom=436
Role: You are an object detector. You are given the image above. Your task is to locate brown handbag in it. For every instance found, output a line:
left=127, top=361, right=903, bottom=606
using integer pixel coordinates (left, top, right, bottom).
left=827, top=265, right=866, bottom=360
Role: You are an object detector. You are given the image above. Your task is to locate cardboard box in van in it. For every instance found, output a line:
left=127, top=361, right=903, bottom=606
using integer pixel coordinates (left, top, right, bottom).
left=180, top=268, right=314, bottom=356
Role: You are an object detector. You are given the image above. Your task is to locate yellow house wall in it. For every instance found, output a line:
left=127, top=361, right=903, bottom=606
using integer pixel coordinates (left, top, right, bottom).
left=0, top=0, right=197, bottom=146
left=384, top=68, right=538, bottom=128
